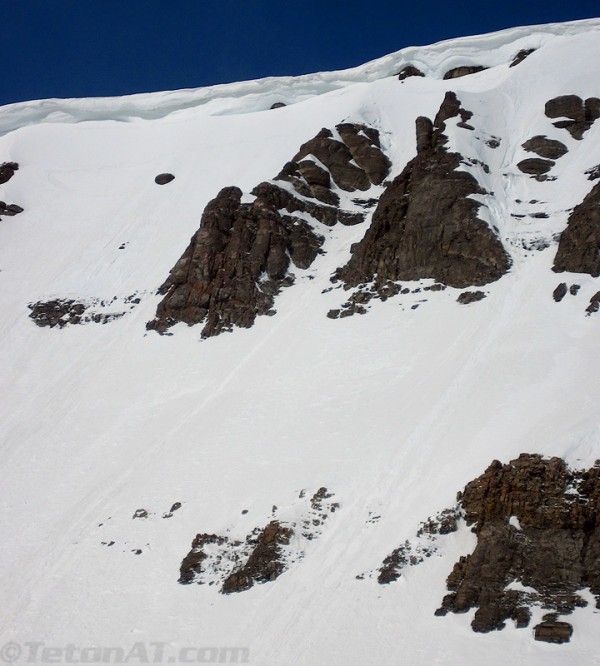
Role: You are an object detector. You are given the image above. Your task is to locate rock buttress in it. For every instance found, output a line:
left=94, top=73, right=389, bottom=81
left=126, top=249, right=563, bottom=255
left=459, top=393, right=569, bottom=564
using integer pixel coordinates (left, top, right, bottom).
left=335, top=93, right=510, bottom=289
left=437, top=454, right=600, bottom=634
left=553, top=181, right=600, bottom=277
left=146, top=186, right=323, bottom=338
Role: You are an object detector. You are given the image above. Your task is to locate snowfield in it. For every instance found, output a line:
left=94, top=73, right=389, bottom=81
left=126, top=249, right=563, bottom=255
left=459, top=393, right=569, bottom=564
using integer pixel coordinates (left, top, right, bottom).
left=1, top=18, right=600, bottom=666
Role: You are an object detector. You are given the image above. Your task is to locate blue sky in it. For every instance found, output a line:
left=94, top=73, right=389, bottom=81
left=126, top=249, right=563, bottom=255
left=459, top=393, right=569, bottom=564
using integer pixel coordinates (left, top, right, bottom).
left=4, top=1, right=598, bottom=106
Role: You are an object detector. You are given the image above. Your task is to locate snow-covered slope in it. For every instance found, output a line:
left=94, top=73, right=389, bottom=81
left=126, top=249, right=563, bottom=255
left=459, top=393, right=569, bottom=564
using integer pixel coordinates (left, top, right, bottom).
left=1, top=18, right=600, bottom=666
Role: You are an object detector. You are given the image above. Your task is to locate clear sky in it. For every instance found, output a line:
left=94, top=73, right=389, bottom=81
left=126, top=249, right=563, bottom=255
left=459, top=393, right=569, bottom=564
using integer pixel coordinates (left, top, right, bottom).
left=4, top=1, right=599, bottom=107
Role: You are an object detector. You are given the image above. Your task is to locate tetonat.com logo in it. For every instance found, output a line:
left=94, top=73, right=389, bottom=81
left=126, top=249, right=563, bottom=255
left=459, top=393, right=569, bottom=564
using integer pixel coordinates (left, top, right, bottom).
left=0, top=642, right=250, bottom=664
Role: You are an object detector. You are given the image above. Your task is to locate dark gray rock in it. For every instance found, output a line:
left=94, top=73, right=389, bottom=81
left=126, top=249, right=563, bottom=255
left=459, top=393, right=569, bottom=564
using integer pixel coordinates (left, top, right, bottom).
left=270, top=102, right=286, bottom=109
left=545, top=95, right=600, bottom=140
left=334, top=93, right=510, bottom=291
left=586, top=291, right=600, bottom=315
left=397, top=65, right=425, bottom=80
left=517, top=158, right=554, bottom=177
left=522, top=135, right=568, bottom=160
left=553, top=181, right=600, bottom=276
left=155, top=173, right=175, bottom=185
left=443, top=65, right=487, bottom=79
left=534, top=620, right=573, bottom=644
left=510, top=48, right=536, bottom=67
left=0, top=161, right=18, bottom=184
left=553, top=283, right=568, bottom=302
left=457, top=291, right=486, bottom=304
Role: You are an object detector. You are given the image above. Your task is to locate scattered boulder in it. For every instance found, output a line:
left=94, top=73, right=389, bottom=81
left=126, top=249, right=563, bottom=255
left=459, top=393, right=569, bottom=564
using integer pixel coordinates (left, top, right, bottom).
left=155, top=173, right=175, bottom=185
left=334, top=93, right=510, bottom=291
left=397, top=65, right=425, bottom=80
left=522, top=135, right=568, bottom=160
left=553, top=181, right=600, bottom=276
left=28, top=298, right=127, bottom=328
left=443, top=65, right=487, bottom=80
left=545, top=95, right=600, bottom=140
left=0, top=203, right=24, bottom=216
left=132, top=509, right=148, bottom=519
left=534, top=616, right=573, bottom=644
left=569, top=284, right=580, bottom=295
left=457, top=290, right=486, bottom=304
left=585, top=165, right=600, bottom=181
left=0, top=161, right=18, bottom=184
left=510, top=48, right=536, bottom=68
left=552, top=282, right=568, bottom=302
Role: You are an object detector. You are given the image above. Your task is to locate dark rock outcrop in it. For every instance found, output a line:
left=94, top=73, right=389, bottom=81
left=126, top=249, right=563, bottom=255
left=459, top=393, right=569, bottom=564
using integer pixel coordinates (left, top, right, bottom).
left=148, top=123, right=390, bottom=337
left=179, top=533, right=228, bottom=584
left=270, top=102, right=286, bottom=109
left=397, top=65, right=425, bottom=80
left=510, top=48, right=536, bottom=67
left=0, top=161, right=18, bottom=184
left=437, top=454, right=600, bottom=634
left=534, top=618, right=573, bottom=644
left=0, top=202, right=24, bottom=216
left=545, top=95, right=600, bottom=140
left=457, top=290, right=486, bottom=304
left=28, top=299, right=126, bottom=328
left=552, top=282, right=568, bottom=302
left=146, top=186, right=324, bottom=337
left=586, top=291, right=600, bottom=315
left=517, top=158, right=554, bottom=178
left=155, top=173, right=175, bottom=185
left=553, top=181, right=600, bottom=276
left=522, top=135, right=568, bottom=160
left=221, top=521, right=293, bottom=594
left=334, top=93, right=510, bottom=290
left=443, top=65, right=487, bottom=79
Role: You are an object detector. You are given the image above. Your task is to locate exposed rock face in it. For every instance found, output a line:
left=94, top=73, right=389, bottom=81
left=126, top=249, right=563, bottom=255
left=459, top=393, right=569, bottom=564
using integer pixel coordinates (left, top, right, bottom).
left=534, top=617, right=573, bottom=644
left=146, top=186, right=323, bottom=337
left=443, top=65, right=487, bottom=79
left=270, top=102, right=286, bottom=109
left=586, top=291, right=600, bottom=315
left=155, top=173, right=175, bottom=185
left=0, top=161, right=18, bottom=184
left=510, top=48, right=536, bottom=67
left=436, top=454, right=600, bottom=634
left=517, top=157, right=554, bottom=178
left=545, top=95, right=600, bottom=140
left=522, top=135, right=568, bottom=160
left=553, top=181, right=600, bottom=276
left=0, top=202, right=24, bottom=216
left=397, top=65, right=425, bottom=80
left=148, top=123, right=390, bottom=337
left=335, top=93, right=510, bottom=290
left=179, top=533, right=229, bottom=584
left=221, top=521, right=293, bottom=594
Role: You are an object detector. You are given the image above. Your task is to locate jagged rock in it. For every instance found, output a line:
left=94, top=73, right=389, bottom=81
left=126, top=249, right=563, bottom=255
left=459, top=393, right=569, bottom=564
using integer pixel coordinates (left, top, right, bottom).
left=397, top=65, right=425, bottom=80
left=569, top=284, right=580, bottom=295
left=553, top=181, right=600, bottom=276
left=437, top=454, right=600, bottom=633
left=443, top=65, right=487, bottom=79
left=517, top=158, right=554, bottom=177
left=510, top=48, right=536, bottom=67
left=552, top=282, right=568, bottom=302
left=522, top=135, right=568, bottom=160
left=179, top=533, right=229, bottom=584
left=147, top=186, right=324, bottom=337
left=586, top=165, right=600, bottom=181
left=132, top=509, right=148, bottom=519
left=290, top=124, right=390, bottom=191
left=270, top=102, right=286, bottom=109
left=0, top=161, right=18, bottom=184
left=155, top=173, right=175, bottom=185
left=545, top=95, right=600, bottom=139
left=28, top=298, right=127, bottom=328
left=457, top=291, right=486, bottom=304
left=221, top=521, right=293, bottom=594
left=334, top=93, right=510, bottom=290
left=586, top=291, right=600, bottom=315
left=534, top=619, right=573, bottom=644
left=0, top=203, right=24, bottom=216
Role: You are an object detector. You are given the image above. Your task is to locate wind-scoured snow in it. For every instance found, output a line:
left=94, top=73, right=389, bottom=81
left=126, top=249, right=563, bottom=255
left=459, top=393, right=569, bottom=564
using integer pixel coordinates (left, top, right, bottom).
left=1, top=19, right=600, bottom=666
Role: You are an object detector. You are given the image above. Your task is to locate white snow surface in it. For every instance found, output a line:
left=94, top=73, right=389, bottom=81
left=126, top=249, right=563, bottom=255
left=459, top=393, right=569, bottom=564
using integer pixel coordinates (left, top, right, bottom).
left=1, top=19, right=600, bottom=666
